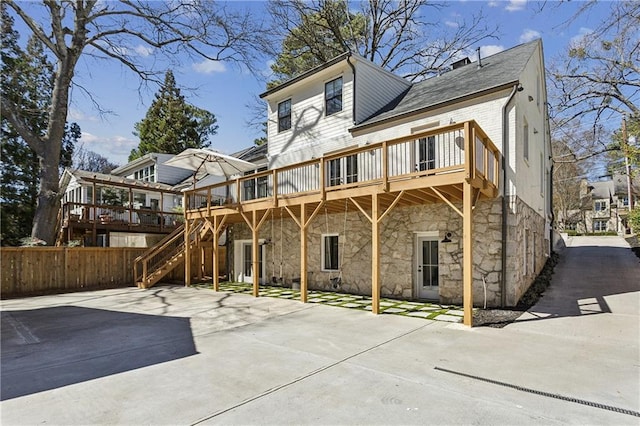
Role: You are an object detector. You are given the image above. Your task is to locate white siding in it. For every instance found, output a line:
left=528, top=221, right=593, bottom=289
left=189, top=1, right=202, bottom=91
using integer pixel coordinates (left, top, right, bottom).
left=113, top=153, right=192, bottom=185
left=354, top=60, right=411, bottom=124
left=352, top=90, right=510, bottom=157
left=267, top=66, right=356, bottom=168
left=152, top=153, right=193, bottom=185
left=511, top=45, right=549, bottom=218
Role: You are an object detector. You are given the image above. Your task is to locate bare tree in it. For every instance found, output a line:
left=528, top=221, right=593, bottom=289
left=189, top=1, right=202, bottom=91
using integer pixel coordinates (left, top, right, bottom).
left=552, top=139, right=586, bottom=230
left=1, top=1, right=265, bottom=244
left=548, top=1, right=639, bottom=130
left=266, top=0, right=499, bottom=83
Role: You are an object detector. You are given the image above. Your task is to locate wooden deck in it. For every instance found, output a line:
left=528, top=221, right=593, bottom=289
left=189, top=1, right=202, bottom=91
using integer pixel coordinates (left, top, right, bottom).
left=183, top=120, right=500, bottom=326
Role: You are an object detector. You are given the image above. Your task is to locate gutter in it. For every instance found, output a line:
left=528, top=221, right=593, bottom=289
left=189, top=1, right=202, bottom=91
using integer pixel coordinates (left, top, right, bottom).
left=500, top=83, right=519, bottom=307
left=346, top=53, right=357, bottom=124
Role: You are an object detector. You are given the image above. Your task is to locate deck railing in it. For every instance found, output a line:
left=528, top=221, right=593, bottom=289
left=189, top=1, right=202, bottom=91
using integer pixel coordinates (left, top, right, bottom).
left=61, top=201, right=183, bottom=230
left=185, top=120, right=500, bottom=213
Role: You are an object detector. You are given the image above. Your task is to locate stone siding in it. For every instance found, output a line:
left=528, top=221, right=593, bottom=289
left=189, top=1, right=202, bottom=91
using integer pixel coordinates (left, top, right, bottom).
left=228, top=196, right=546, bottom=307
left=504, top=196, right=548, bottom=305
left=230, top=198, right=504, bottom=307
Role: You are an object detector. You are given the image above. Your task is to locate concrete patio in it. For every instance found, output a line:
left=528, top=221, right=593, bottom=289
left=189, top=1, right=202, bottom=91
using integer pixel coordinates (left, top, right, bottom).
left=1, top=236, right=638, bottom=425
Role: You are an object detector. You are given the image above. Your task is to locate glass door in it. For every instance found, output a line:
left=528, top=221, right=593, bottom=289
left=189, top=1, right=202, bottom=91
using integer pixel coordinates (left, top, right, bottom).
left=416, top=237, right=439, bottom=299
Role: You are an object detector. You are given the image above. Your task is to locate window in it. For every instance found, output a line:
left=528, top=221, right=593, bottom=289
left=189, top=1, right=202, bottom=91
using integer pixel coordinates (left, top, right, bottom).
left=328, top=158, right=341, bottom=186
left=523, top=120, right=529, bottom=162
left=243, top=167, right=269, bottom=201
left=621, top=197, right=629, bottom=207
left=594, top=200, right=607, bottom=212
left=278, top=99, right=291, bottom=132
left=322, top=234, right=339, bottom=271
left=594, top=220, right=608, bottom=232
left=134, top=165, right=156, bottom=182
left=325, top=77, right=343, bottom=116
left=540, top=152, right=544, bottom=196
left=346, top=155, right=358, bottom=184
left=523, top=229, right=529, bottom=276
left=327, top=156, right=358, bottom=186
left=417, top=136, right=436, bottom=171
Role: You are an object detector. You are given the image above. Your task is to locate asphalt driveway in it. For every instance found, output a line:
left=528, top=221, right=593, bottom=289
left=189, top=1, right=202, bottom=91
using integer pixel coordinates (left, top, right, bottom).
left=1, top=236, right=638, bottom=425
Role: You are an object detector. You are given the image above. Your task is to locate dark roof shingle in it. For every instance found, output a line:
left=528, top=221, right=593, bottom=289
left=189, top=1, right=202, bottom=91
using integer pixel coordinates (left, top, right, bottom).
left=355, top=40, right=540, bottom=129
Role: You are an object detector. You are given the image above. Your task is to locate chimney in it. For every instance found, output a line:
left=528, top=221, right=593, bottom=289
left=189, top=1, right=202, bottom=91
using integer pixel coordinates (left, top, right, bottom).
left=477, top=47, right=482, bottom=68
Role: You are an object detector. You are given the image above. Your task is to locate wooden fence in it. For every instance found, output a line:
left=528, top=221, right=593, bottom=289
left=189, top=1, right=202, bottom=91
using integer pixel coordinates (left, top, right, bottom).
left=1, top=247, right=146, bottom=298
left=1, top=246, right=228, bottom=299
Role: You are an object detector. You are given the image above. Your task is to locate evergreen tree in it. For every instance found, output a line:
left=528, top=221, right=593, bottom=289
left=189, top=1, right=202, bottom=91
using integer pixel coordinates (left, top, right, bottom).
left=0, top=6, right=78, bottom=246
left=130, top=71, right=219, bottom=161
left=269, top=0, right=366, bottom=84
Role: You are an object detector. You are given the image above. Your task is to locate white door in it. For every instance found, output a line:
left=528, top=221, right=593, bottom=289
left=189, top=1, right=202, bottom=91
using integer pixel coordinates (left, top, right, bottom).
left=239, top=241, right=264, bottom=284
left=415, top=236, right=439, bottom=300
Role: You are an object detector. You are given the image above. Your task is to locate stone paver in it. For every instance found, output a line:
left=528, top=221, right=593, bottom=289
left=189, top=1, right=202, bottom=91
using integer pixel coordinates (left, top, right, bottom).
left=215, top=282, right=467, bottom=323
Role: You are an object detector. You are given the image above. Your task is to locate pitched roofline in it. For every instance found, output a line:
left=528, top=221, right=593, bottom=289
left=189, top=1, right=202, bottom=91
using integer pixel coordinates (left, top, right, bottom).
left=111, top=152, right=159, bottom=175
left=349, top=81, right=519, bottom=133
left=259, top=51, right=352, bottom=99
left=63, top=168, right=181, bottom=193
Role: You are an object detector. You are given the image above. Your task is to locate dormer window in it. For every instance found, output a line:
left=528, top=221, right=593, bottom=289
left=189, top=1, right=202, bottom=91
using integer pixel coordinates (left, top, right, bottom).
left=325, top=77, right=343, bottom=116
left=134, top=165, right=155, bottom=182
left=278, top=99, right=291, bottom=132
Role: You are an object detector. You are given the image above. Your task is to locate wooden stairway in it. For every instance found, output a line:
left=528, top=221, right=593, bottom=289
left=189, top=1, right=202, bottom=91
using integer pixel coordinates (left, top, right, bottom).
left=134, top=220, right=209, bottom=288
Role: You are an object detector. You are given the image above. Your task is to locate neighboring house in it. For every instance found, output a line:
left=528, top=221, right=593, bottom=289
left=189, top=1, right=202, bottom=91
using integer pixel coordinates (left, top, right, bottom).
left=111, top=153, right=193, bottom=185
left=59, top=150, right=267, bottom=247
left=569, top=174, right=639, bottom=235
left=59, top=169, right=184, bottom=247
left=142, top=40, right=551, bottom=326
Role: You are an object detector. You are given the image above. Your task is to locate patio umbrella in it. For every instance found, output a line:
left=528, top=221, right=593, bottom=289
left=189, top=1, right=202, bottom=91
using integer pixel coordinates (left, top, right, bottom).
left=163, top=148, right=255, bottom=181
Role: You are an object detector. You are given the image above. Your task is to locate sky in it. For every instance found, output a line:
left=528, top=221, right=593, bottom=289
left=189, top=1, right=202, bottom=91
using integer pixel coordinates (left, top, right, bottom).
left=12, top=1, right=615, bottom=167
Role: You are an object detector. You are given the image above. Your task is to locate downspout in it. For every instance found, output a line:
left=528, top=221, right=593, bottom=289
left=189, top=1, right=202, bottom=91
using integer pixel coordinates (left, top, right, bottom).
left=501, top=83, right=519, bottom=307
left=346, top=53, right=357, bottom=125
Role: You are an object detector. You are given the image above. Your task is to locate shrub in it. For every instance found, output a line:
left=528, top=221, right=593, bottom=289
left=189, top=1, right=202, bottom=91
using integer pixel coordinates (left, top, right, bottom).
left=629, top=207, right=640, bottom=234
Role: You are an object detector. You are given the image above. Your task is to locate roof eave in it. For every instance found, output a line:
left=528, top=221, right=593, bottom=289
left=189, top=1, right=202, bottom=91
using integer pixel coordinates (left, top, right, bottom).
left=111, top=153, right=157, bottom=175
left=259, top=52, right=352, bottom=99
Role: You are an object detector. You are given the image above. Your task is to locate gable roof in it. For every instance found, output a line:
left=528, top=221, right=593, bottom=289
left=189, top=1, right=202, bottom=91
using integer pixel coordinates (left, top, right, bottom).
left=353, top=40, right=541, bottom=130
left=62, top=168, right=179, bottom=193
left=111, top=153, right=175, bottom=176
left=259, top=52, right=352, bottom=99
left=233, top=143, right=268, bottom=163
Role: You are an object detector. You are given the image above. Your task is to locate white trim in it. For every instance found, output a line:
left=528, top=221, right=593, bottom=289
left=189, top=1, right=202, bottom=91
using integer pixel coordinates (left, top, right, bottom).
left=413, top=232, right=440, bottom=300
left=321, top=233, right=340, bottom=272
left=233, top=239, right=266, bottom=283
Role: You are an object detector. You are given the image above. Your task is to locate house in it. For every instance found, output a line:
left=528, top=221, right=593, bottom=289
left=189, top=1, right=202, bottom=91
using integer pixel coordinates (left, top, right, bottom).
left=139, top=40, right=552, bottom=326
left=58, top=150, right=265, bottom=247
left=110, top=153, right=194, bottom=185
left=568, top=174, right=639, bottom=235
left=59, top=168, right=184, bottom=247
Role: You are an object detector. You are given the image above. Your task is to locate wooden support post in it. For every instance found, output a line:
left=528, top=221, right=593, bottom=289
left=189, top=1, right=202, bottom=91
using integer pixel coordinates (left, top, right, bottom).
left=371, top=193, right=381, bottom=314
left=252, top=210, right=260, bottom=297
left=129, top=188, right=133, bottom=228
left=300, top=203, right=308, bottom=303
left=463, top=181, right=474, bottom=326
left=382, top=141, right=389, bottom=192
left=197, top=231, right=204, bottom=281
left=92, top=180, right=97, bottom=246
left=213, top=217, right=219, bottom=292
left=185, top=217, right=191, bottom=287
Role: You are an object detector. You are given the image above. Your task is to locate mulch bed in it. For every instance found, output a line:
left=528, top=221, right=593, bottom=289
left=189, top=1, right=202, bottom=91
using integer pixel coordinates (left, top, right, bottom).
left=473, top=252, right=559, bottom=328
